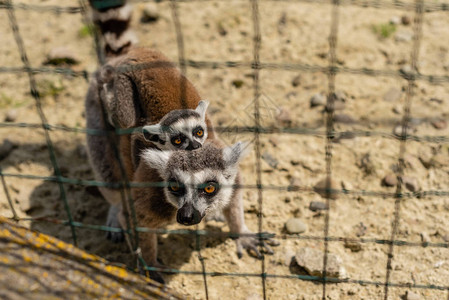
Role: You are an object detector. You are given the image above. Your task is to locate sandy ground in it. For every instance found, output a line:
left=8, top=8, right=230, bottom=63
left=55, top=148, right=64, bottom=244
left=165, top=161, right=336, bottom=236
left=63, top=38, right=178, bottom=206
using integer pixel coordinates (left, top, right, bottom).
left=1, top=1, right=449, bottom=299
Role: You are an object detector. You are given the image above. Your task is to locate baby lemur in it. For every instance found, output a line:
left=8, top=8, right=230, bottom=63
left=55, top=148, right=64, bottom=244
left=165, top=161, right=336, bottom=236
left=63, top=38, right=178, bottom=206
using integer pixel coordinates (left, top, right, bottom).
left=86, top=1, right=276, bottom=282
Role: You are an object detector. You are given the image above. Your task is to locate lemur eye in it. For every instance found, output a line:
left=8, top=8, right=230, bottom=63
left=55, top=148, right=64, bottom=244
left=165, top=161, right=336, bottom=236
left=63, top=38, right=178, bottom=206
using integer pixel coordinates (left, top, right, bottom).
left=193, top=127, right=204, bottom=138
left=204, top=185, right=215, bottom=193
left=174, top=138, right=182, bottom=144
left=168, top=181, right=184, bottom=195
left=171, top=136, right=183, bottom=146
left=170, top=182, right=180, bottom=192
left=196, top=129, right=203, bottom=137
left=202, top=181, right=218, bottom=195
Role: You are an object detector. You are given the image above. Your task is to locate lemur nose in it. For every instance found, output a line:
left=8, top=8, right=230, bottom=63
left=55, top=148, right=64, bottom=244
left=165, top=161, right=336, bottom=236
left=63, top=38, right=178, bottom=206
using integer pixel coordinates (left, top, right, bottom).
left=177, top=203, right=202, bottom=225
left=186, top=141, right=201, bottom=150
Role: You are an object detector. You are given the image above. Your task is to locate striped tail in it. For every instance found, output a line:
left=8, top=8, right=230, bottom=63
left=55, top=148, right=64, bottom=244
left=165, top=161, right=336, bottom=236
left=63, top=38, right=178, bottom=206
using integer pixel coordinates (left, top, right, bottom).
left=89, top=0, right=138, bottom=59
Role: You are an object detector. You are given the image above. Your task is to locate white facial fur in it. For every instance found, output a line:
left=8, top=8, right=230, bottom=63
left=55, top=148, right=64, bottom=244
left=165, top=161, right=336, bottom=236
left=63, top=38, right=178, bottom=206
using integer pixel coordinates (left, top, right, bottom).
left=141, top=141, right=248, bottom=219
left=142, top=100, right=209, bottom=150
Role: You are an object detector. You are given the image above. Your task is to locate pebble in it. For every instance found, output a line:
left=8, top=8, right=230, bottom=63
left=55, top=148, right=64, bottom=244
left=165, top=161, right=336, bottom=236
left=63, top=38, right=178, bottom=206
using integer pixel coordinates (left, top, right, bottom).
left=325, top=100, right=346, bottom=112
left=431, top=119, right=447, bottom=130
left=294, top=247, right=347, bottom=279
left=333, top=113, right=355, bottom=124
left=276, top=107, right=292, bottom=127
left=309, top=201, right=328, bottom=212
left=285, top=218, right=307, bottom=234
left=400, top=65, right=415, bottom=77
left=0, top=139, right=16, bottom=161
left=393, top=125, right=415, bottom=137
left=395, top=31, right=413, bottom=42
left=291, top=75, right=301, bottom=87
left=289, top=177, right=301, bottom=192
left=333, top=91, right=347, bottom=102
left=45, top=47, right=79, bottom=65
left=232, top=79, right=244, bottom=88
left=310, top=93, right=326, bottom=107
left=261, top=152, right=278, bottom=169
left=4, top=109, right=18, bottom=122
left=313, top=178, right=339, bottom=200
left=404, top=291, right=420, bottom=300
left=420, top=232, right=430, bottom=243
left=344, top=240, right=362, bottom=252
left=141, top=3, right=160, bottom=23
left=401, top=15, right=411, bottom=26
left=383, top=88, right=402, bottom=102
left=389, top=16, right=400, bottom=25
left=383, top=174, right=398, bottom=187
left=402, top=176, right=420, bottom=192
left=392, top=105, right=402, bottom=114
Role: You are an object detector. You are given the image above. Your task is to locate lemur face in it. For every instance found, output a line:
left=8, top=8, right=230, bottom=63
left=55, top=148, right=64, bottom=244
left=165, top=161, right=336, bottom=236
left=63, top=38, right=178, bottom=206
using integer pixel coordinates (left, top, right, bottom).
left=142, top=142, right=249, bottom=225
left=142, top=101, right=209, bottom=151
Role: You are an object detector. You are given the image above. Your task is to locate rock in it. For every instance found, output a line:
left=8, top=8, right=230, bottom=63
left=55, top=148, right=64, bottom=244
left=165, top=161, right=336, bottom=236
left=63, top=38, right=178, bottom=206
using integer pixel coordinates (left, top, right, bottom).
left=395, top=31, right=413, bottom=42
left=333, top=91, right=347, bottom=102
left=141, top=3, right=160, bottom=23
left=276, top=107, right=292, bottom=127
left=45, top=47, right=79, bottom=65
left=400, top=65, right=416, bottom=78
left=403, top=291, right=420, bottom=300
left=389, top=16, right=400, bottom=25
left=402, top=176, right=420, bottom=192
left=383, top=88, right=402, bottom=102
left=0, top=139, right=16, bottom=161
left=4, top=110, right=17, bottom=122
left=420, top=153, right=447, bottom=169
left=313, top=178, right=339, bottom=200
left=310, top=93, right=326, bottom=107
left=431, top=119, right=447, bottom=130
left=289, top=177, right=301, bottom=191
left=401, top=15, right=411, bottom=26
left=325, top=100, right=345, bottom=112
left=383, top=174, right=398, bottom=187
left=333, top=113, right=355, bottom=124
left=268, top=137, right=279, bottom=147
left=393, top=125, right=416, bottom=137
left=344, top=240, right=362, bottom=252
left=392, top=105, right=402, bottom=114
left=294, top=247, right=347, bottom=279
left=291, top=75, right=301, bottom=87
left=309, top=201, right=328, bottom=212
left=285, top=218, right=307, bottom=234
left=420, top=232, right=430, bottom=243
left=261, top=152, right=278, bottom=169
left=442, top=234, right=449, bottom=243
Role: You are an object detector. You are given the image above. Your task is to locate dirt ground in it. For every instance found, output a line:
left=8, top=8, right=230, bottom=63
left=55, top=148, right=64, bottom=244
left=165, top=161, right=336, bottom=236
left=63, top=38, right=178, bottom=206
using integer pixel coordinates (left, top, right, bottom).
left=1, top=1, right=449, bottom=299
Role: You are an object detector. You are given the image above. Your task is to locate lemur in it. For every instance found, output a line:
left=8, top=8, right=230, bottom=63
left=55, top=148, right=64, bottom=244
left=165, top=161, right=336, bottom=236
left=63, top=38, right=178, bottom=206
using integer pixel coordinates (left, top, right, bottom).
left=85, top=1, right=276, bottom=282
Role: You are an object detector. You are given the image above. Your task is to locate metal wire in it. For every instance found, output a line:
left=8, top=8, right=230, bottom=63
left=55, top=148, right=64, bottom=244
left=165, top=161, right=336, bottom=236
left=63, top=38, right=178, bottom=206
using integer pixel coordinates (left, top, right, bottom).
left=0, top=0, right=448, bottom=298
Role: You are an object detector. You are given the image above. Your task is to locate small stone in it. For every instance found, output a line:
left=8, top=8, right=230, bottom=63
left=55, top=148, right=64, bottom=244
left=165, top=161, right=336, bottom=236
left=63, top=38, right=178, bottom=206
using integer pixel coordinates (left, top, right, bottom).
left=313, top=178, right=339, bottom=200
left=325, top=100, right=346, bottom=112
left=0, top=139, right=16, bottom=161
left=420, top=232, right=430, bottom=243
left=294, top=247, right=347, bottom=279
left=333, top=113, right=355, bottom=124
left=344, top=240, right=362, bottom=252
left=45, top=47, right=79, bottom=65
left=383, top=174, right=398, bottom=187
left=141, top=3, right=160, bottom=23
left=310, top=93, right=326, bottom=107
left=395, top=31, right=413, bottom=42
left=268, top=137, right=279, bottom=147
left=261, top=152, right=278, bottom=169
left=5, top=109, right=18, bottom=122
left=333, top=91, right=347, bottom=102
left=401, top=15, right=411, bottom=26
left=389, top=16, right=400, bottom=25
left=442, top=234, right=449, bottom=243
left=309, top=201, right=328, bottom=212
left=289, top=177, right=301, bottom=192
left=400, top=65, right=415, bottom=77
left=276, top=107, right=292, bottom=127
left=392, top=105, right=402, bottom=114
left=285, top=218, right=307, bottom=234
left=403, top=291, right=420, bottom=300
left=291, top=75, right=301, bottom=87
left=431, top=119, right=447, bottom=130
left=393, top=125, right=415, bottom=137
left=383, top=88, right=402, bottom=102
left=402, top=176, right=420, bottom=192
left=429, top=97, right=444, bottom=104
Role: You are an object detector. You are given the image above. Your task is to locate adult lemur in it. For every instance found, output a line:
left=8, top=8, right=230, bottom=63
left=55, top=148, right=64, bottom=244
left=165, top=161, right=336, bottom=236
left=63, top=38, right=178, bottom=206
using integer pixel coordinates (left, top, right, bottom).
left=85, top=0, right=276, bottom=282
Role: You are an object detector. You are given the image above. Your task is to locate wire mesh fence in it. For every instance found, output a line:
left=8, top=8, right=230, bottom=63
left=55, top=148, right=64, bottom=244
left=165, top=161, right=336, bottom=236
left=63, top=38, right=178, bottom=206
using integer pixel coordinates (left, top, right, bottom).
left=0, top=0, right=448, bottom=299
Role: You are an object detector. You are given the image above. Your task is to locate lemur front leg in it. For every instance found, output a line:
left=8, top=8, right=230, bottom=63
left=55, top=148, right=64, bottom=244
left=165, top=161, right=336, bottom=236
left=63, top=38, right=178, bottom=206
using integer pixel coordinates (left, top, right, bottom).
left=223, top=189, right=279, bottom=259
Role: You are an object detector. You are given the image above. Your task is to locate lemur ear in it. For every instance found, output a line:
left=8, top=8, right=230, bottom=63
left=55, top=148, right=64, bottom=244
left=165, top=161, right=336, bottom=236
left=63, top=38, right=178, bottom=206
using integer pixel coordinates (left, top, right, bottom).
left=195, top=100, right=209, bottom=121
left=142, top=149, right=172, bottom=173
left=223, top=141, right=251, bottom=166
left=142, top=124, right=162, bottom=142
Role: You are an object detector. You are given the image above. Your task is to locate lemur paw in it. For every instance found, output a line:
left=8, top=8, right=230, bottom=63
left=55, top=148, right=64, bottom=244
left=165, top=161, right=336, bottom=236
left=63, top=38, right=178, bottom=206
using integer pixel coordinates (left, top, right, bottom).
left=105, top=205, right=124, bottom=243
left=235, top=233, right=279, bottom=259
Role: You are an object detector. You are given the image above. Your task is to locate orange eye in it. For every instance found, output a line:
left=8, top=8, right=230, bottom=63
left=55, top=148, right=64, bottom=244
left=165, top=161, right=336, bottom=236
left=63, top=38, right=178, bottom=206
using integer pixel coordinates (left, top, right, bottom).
left=170, top=183, right=180, bottom=191
left=204, top=185, right=216, bottom=194
left=174, top=138, right=182, bottom=144
left=196, top=130, right=203, bottom=137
